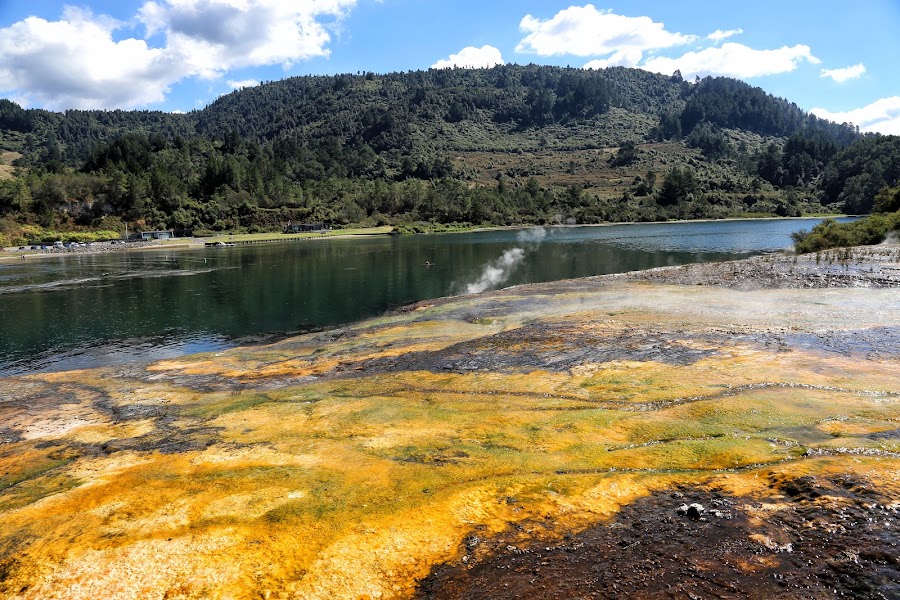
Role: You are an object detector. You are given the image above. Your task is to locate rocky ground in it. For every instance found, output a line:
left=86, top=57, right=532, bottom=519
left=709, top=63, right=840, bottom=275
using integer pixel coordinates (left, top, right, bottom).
left=0, top=239, right=163, bottom=259
left=418, top=475, right=900, bottom=599
left=414, top=244, right=900, bottom=600
left=1, top=245, right=898, bottom=600
left=626, top=244, right=900, bottom=289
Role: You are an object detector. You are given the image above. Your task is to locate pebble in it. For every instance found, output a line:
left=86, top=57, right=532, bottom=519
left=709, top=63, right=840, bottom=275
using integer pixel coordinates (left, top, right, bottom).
left=676, top=503, right=706, bottom=520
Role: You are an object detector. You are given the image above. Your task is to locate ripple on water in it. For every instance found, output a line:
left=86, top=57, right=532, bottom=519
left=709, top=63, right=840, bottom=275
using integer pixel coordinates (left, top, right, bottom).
left=0, top=333, right=235, bottom=377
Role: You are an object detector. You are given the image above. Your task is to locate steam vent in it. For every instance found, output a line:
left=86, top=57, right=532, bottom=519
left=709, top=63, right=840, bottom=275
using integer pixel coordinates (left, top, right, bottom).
left=2, top=247, right=899, bottom=599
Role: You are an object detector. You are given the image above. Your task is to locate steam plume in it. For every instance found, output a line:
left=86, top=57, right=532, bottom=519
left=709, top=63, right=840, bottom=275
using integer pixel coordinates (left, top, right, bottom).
left=459, top=228, right=549, bottom=294
left=464, top=248, right=525, bottom=294
left=516, top=227, right=547, bottom=244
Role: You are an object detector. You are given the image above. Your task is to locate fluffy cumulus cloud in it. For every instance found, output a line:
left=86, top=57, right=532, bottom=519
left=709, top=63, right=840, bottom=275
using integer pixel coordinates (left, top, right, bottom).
left=138, top=0, right=355, bottom=79
left=0, top=7, right=176, bottom=109
left=517, top=4, right=695, bottom=57
left=583, top=48, right=643, bottom=70
left=820, top=63, right=866, bottom=83
left=0, top=0, right=356, bottom=110
left=517, top=5, right=814, bottom=81
left=431, top=45, right=504, bottom=70
left=707, top=28, right=743, bottom=43
left=812, top=97, right=900, bottom=135
left=641, top=43, right=820, bottom=80
left=515, top=6, right=824, bottom=82
left=227, top=79, right=260, bottom=89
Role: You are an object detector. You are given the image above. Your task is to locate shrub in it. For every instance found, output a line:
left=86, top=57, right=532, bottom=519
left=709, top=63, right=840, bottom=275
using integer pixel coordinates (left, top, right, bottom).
left=792, top=210, right=900, bottom=253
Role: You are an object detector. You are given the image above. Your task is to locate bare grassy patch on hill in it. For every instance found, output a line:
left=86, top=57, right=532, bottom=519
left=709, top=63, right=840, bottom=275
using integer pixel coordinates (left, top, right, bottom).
left=453, top=141, right=766, bottom=205
left=0, top=151, right=20, bottom=180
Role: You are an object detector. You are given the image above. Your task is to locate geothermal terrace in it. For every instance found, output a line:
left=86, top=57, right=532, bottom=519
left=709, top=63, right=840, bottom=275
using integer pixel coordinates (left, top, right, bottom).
left=1, top=245, right=898, bottom=599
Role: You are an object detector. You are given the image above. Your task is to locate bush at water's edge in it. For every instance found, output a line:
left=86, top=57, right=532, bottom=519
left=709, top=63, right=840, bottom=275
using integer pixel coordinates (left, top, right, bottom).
left=792, top=210, right=900, bottom=253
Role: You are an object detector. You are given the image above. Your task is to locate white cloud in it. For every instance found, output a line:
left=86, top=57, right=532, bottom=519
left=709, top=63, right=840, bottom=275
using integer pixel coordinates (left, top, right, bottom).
left=0, top=0, right=356, bottom=109
left=0, top=8, right=176, bottom=109
left=518, top=6, right=821, bottom=84
left=820, top=63, right=866, bottom=83
left=707, top=28, right=743, bottom=43
left=584, top=48, right=643, bottom=70
left=431, top=45, right=504, bottom=69
left=811, top=97, right=900, bottom=135
left=431, top=46, right=504, bottom=69
left=641, top=42, right=820, bottom=80
left=516, top=4, right=696, bottom=57
left=138, top=0, right=356, bottom=79
left=227, top=79, right=260, bottom=89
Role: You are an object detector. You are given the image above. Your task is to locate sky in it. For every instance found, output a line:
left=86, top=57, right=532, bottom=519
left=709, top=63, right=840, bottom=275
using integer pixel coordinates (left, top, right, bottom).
left=0, top=1, right=898, bottom=134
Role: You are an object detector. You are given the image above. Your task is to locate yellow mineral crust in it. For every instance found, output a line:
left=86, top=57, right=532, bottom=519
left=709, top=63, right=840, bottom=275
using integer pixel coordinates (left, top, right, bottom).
left=0, top=281, right=898, bottom=599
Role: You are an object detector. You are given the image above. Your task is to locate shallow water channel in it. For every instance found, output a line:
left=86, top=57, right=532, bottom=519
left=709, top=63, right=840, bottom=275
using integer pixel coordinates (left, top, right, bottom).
left=0, top=218, right=848, bottom=375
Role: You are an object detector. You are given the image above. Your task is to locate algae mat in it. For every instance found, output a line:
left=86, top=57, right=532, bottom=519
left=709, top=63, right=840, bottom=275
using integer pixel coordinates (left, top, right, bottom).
left=1, top=272, right=899, bottom=599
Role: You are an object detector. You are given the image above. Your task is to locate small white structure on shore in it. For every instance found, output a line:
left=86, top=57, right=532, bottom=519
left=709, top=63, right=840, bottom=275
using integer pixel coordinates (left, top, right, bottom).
left=141, top=230, right=176, bottom=241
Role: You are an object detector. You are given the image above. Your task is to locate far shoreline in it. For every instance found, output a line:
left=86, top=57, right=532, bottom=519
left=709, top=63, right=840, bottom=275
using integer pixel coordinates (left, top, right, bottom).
left=0, top=214, right=855, bottom=264
left=468, top=213, right=854, bottom=234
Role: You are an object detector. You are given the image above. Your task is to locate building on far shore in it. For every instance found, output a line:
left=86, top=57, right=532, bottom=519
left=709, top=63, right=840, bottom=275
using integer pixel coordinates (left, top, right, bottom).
left=283, top=222, right=331, bottom=234
left=140, top=230, right=176, bottom=241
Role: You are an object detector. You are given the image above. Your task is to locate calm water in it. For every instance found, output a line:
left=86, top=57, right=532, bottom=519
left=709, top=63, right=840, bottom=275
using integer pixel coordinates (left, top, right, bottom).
left=0, top=219, right=845, bottom=375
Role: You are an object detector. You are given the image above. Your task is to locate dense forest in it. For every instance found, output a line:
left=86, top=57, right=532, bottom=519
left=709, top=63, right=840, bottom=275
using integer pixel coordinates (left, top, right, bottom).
left=1, top=64, right=899, bottom=246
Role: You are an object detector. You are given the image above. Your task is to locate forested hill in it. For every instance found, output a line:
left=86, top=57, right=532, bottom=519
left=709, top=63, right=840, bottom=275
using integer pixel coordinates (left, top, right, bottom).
left=196, top=67, right=859, bottom=150
left=1, top=66, right=856, bottom=159
left=1, top=65, right=898, bottom=244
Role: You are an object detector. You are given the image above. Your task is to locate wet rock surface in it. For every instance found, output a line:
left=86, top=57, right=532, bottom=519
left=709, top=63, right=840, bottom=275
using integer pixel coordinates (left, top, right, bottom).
left=1, top=245, right=898, bottom=599
left=780, top=326, right=900, bottom=360
left=626, top=245, right=900, bottom=289
left=419, top=477, right=900, bottom=600
left=361, top=324, right=716, bottom=375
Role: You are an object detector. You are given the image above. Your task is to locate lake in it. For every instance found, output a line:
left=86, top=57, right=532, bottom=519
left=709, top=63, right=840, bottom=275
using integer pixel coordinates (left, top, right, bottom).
left=0, top=218, right=846, bottom=375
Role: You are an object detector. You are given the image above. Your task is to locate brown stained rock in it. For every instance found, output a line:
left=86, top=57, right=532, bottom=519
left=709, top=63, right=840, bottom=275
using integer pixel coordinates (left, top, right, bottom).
left=419, top=478, right=900, bottom=600
left=1, top=246, right=899, bottom=599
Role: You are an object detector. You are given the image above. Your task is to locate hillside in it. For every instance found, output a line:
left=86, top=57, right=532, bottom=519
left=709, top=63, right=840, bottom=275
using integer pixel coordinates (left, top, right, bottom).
left=0, top=151, right=20, bottom=181
left=1, top=65, right=898, bottom=244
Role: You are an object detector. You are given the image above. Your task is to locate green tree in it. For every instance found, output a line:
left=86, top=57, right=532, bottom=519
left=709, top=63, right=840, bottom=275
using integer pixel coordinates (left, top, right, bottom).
left=657, top=167, right=699, bottom=206
left=0, top=178, right=32, bottom=213
left=873, top=185, right=900, bottom=214
left=685, top=123, right=730, bottom=159
left=609, top=141, right=638, bottom=167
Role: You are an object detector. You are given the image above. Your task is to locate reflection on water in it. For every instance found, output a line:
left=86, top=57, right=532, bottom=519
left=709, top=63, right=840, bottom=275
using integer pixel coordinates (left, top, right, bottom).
left=0, top=219, right=851, bottom=375
left=0, top=332, right=234, bottom=375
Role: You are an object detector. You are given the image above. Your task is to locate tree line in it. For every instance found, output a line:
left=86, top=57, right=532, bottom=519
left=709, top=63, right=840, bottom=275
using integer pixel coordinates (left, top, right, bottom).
left=1, top=66, right=898, bottom=246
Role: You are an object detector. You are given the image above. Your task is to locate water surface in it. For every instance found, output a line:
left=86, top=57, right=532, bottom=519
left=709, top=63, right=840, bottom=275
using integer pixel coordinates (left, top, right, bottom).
left=0, top=219, right=846, bottom=375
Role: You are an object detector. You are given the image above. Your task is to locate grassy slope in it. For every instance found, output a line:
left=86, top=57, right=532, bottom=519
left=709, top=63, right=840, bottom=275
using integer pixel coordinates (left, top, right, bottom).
left=0, top=151, right=20, bottom=180
left=201, top=226, right=395, bottom=243
left=430, top=107, right=783, bottom=207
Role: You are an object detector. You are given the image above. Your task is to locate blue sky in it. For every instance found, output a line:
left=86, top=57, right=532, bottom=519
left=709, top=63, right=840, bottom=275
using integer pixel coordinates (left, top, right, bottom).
left=1, top=1, right=898, bottom=133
